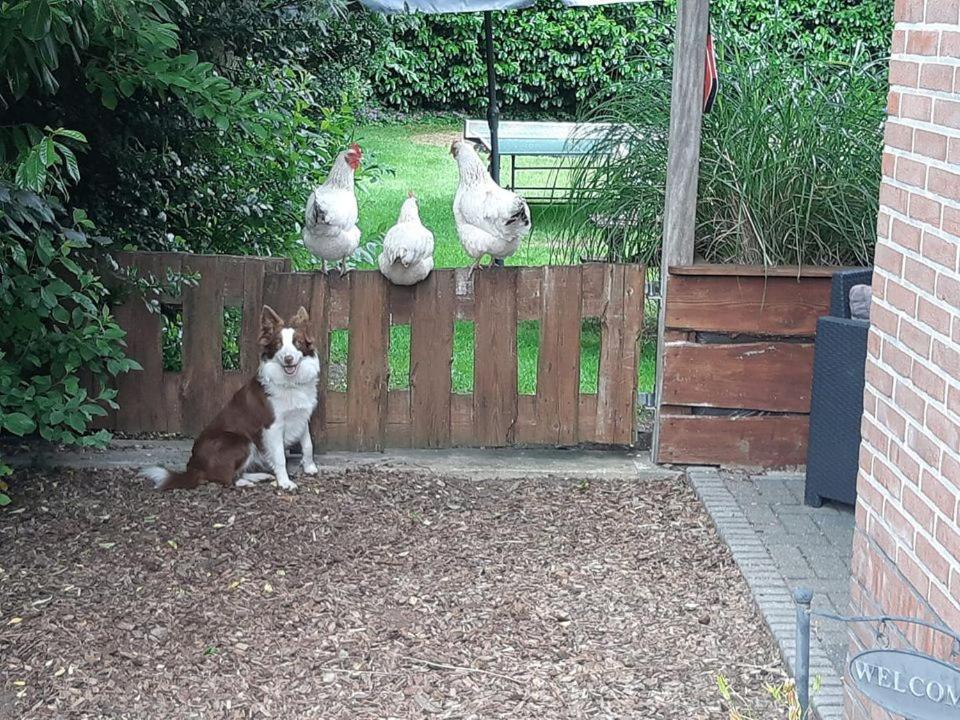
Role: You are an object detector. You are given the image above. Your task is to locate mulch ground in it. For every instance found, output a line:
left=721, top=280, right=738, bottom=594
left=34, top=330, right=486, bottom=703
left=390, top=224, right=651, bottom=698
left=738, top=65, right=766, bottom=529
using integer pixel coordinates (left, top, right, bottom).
left=1, top=466, right=783, bottom=719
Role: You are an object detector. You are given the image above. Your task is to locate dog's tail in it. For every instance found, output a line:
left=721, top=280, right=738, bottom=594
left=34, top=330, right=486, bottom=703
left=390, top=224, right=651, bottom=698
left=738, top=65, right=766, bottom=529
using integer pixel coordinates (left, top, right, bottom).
left=140, top=466, right=203, bottom=491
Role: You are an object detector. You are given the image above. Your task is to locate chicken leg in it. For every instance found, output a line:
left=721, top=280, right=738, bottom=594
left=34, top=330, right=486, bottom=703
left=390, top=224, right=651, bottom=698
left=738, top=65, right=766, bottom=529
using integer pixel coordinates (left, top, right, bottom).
left=339, top=257, right=350, bottom=277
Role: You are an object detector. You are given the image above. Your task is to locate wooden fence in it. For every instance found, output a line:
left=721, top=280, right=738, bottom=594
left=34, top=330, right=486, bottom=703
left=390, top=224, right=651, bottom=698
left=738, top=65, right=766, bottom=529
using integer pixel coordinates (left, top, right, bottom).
left=105, top=252, right=646, bottom=450
left=655, top=265, right=836, bottom=467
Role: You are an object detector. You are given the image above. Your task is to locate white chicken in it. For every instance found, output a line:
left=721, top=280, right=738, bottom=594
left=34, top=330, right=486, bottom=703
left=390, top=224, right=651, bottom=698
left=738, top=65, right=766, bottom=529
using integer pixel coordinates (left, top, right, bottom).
left=377, top=192, right=435, bottom=286
left=302, top=143, right=362, bottom=275
left=451, top=139, right=531, bottom=276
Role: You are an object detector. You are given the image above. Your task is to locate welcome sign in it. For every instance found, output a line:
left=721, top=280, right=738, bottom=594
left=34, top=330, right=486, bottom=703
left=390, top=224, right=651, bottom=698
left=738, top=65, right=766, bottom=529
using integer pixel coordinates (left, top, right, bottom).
left=850, top=649, right=960, bottom=719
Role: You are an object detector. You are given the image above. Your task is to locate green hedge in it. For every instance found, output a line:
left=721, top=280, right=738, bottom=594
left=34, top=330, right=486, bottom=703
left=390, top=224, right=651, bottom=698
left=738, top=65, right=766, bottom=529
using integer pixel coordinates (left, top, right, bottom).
left=372, top=0, right=892, bottom=114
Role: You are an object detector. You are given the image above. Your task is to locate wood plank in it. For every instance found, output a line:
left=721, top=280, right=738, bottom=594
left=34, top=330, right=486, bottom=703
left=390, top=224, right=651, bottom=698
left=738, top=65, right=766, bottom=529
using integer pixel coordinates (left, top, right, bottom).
left=665, top=274, right=832, bottom=336
left=327, top=272, right=351, bottom=330
left=451, top=394, right=473, bottom=446
left=578, top=394, right=598, bottom=444
left=180, top=256, right=225, bottom=435
left=535, top=266, right=582, bottom=445
left=410, top=270, right=455, bottom=448
left=580, top=263, right=607, bottom=318
left=657, top=414, right=810, bottom=467
left=240, top=261, right=268, bottom=374
left=307, top=273, right=330, bottom=451
left=595, top=264, right=645, bottom=446
left=473, top=268, right=518, bottom=446
left=669, top=264, right=855, bottom=278
left=385, top=390, right=412, bottom=447
left=661, top=342, right=815, bottom=412
left=346, top=272, right=389, bottom=451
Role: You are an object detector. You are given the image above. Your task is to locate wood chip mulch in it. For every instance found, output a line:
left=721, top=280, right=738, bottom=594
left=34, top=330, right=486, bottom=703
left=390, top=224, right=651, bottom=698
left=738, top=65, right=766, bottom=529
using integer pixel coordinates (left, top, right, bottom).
left=1, top=466, right=783, bottom=719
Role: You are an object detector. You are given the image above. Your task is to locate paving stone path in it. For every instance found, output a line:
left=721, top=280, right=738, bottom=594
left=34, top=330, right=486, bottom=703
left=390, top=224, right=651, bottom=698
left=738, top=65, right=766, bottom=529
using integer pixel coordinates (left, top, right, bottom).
left=687, top=467, right=856, bottom=720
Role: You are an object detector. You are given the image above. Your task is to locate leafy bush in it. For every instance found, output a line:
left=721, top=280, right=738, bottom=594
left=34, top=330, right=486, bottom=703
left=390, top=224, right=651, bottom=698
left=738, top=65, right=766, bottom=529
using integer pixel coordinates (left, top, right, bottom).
left=371, top=0, right=892, bottom=115
left=0, top=178, right=141, bottom=487
left=561, top=35, right=886, bottom=266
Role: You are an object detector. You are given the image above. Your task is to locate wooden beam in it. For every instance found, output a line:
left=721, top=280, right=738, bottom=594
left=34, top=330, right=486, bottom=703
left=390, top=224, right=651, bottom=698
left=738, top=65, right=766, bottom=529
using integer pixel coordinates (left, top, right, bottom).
left=652, top=0, right=711, bottom=463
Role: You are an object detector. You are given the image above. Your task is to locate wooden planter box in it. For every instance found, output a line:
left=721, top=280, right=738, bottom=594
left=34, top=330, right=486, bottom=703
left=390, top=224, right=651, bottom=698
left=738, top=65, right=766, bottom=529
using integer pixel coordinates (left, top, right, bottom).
left=655, top=264, right=841, bottom=468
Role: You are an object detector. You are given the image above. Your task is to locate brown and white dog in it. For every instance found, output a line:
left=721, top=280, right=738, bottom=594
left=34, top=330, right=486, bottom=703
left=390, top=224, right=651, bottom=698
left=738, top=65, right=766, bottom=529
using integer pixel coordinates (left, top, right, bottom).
left=141, top=305, right=321, bottom=491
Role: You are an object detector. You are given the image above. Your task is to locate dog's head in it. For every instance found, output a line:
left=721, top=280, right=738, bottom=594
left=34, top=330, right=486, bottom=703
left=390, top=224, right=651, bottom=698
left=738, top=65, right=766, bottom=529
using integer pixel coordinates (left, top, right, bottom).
left=259, top=305, right=319, bottom=383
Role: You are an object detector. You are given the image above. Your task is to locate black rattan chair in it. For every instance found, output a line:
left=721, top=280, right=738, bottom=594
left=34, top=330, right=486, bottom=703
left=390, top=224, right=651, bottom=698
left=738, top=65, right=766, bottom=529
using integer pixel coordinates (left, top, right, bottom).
left=804, top=269, right=872, bottom=508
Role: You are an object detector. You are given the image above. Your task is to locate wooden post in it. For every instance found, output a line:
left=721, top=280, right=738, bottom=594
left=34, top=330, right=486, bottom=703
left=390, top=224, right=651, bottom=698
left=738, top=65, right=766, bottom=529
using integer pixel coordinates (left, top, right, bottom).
left=652, top=0, right=710, bottom=463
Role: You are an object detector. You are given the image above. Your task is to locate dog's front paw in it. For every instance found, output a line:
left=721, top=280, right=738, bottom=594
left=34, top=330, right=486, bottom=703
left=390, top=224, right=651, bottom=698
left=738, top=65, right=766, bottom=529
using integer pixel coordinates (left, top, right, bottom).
left=277, top=477, right=299, bottom=492
left=302, top=460, right=319, bottom=476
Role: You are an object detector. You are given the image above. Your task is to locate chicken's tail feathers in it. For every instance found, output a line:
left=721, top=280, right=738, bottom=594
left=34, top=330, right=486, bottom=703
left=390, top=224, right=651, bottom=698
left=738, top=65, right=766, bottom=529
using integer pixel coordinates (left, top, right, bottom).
left=140, top=466, right=203, bottom=491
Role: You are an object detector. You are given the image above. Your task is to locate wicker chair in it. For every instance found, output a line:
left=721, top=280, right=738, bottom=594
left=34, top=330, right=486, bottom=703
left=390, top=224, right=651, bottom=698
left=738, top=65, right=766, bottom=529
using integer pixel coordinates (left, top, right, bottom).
left=804, top=269, right=873, bottom=508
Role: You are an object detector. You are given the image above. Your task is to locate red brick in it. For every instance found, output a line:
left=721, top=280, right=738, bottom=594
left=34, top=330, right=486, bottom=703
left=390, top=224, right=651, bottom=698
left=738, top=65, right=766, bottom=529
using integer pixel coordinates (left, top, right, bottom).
left=934, top=518, right=960, bottom=568
left=882, top=151, right=896, bottom=178
left=887, top=339, right=917, bottom=379
left=943, top=205, right=960, bottom=237
left=902, top=92, right=934, bottom=121
left=918, top=297, right=952, bottom=335
left=913, top=362, right=947, bottom=401
left=877, top=397, right=909, bottom=441
left=909, top=425, right=942, bottom=469
left=880, top=181, right=910, bottom=214
left=877, top=210, right=892, bottom=240
left=921, top=469, right=958, bottom=520
left=896, top=155, right=928, bottom=187
left=895, top=0, right=925, bottom=21
left=889, top=90, right=902, bottom=117
left=898, top=545, right=933, bottom=594
left=916, top=532, right=952, bottom=585
left=891, top=59, right=920, bottom=87
left=896, top=380, right=926, bottom=422
left=949, top=385, right=960, bottom=417
left=920, top=63, right=955, bottom=92
left=886, top=498, right=919, bottom=547
left=932, top=339, right=960, bottom=377
left=928, top=167, right=960, bottom=203
left=871, top=302, right=900, bottom=338
left=900, top=318, right=932, bottom=357
left=934, top=98, right=960, bottom=130
left=943, top=31, right=960, bottom=57
left=909, top=193, right=942, bottom=226
left=893, top=29, right=908, bottom=54
left=926, top=0, right=960, bottom=23
left=949, top=138, right=960, bottom=165
left=914, top=129, right=949, bottom=161
left=927, top=404, right=960, bottom=450
left=875, top=243, right=903, bottom=275
left=875, top=454, right=905, bottom=498
left=904, top=256, right=938, bottom=293
left=885, top=277, right=919, bottom=315
left=909, top=30, right=942, bottom=55
left=892, top=217, right=923, bottom=251
left=884, top=121, right=913, bottom=152
left=921, top=231, right=959, bottom=270
left=863, top=412, right=892, bottom=454
left=935, top=272, right=959, bottom=306
left=891, top=443, right=923, bottom=486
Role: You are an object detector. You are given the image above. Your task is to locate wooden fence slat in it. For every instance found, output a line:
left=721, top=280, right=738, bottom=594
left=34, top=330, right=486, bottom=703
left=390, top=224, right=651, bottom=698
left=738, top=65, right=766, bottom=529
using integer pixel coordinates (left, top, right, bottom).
left=410, top=270, right=455, bottom=447
left=657, top=414, right=810, bottom=467
left=307, top=273, right=330, bottom=451
left=386, top=390, right=413, bottom=447
left=534, top=266, right=582, bottom=445
left=661, top=342, right=815, bottom=412
left=346, top=272, right=389, bottom=451
left=180, top=256, right=225, bottom=435
left=665, top=274, right=832, bottom=336
left=473, top=268, right=518, bottom=446
left=595, top=264, right=645, bottom=445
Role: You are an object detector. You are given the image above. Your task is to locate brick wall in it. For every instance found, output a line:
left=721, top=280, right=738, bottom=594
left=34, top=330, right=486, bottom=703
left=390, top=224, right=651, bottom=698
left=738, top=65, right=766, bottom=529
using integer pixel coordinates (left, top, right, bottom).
left=847, top=0, right=960, bottom=717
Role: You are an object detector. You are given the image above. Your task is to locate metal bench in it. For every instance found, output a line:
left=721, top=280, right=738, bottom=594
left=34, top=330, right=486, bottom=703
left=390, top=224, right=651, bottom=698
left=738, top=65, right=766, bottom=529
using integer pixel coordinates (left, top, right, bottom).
left=463, top=119, right=620, bottom=203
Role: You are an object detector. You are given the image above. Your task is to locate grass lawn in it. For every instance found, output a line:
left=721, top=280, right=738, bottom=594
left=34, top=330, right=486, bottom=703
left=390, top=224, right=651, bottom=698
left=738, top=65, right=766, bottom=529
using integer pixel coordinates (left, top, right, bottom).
left=327, top=119, right=656, bottom=396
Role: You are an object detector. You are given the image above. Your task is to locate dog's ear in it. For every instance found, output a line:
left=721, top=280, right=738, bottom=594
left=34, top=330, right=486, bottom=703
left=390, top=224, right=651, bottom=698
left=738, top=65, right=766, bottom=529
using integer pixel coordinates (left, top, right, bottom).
left=290, top=306, right=310, bottom=327
left=261, top=305, right=283, bottom=330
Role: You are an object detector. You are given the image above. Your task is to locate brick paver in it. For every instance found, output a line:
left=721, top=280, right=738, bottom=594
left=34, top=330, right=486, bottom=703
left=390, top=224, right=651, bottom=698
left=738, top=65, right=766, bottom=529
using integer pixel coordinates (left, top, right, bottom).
left=687, top=467, right=855, bottom=720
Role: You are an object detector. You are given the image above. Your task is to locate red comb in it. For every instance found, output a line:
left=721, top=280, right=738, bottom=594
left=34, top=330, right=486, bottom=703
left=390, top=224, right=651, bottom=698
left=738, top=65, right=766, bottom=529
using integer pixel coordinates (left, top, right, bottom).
left=349, top=143, right=362, bottom=155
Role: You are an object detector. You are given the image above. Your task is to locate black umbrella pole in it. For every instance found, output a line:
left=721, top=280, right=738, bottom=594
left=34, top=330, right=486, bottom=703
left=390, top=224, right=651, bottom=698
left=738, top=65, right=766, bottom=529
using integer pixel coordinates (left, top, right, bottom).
left=484, top=11, right=500, bottom=185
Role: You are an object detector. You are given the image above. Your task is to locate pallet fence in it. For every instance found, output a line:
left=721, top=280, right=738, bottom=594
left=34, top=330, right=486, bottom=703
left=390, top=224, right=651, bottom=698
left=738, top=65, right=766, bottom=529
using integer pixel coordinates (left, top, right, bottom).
left=105, top=252, right=646, bottom=450
left=655, top=265, right=836, bottom=467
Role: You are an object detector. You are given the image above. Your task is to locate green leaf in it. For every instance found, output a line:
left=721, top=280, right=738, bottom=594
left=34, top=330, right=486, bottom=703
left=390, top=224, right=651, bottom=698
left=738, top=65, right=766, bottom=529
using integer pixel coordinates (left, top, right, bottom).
left=22, top=0, right=52, bottom=42
left=2, top=412, right=36, bottom=436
